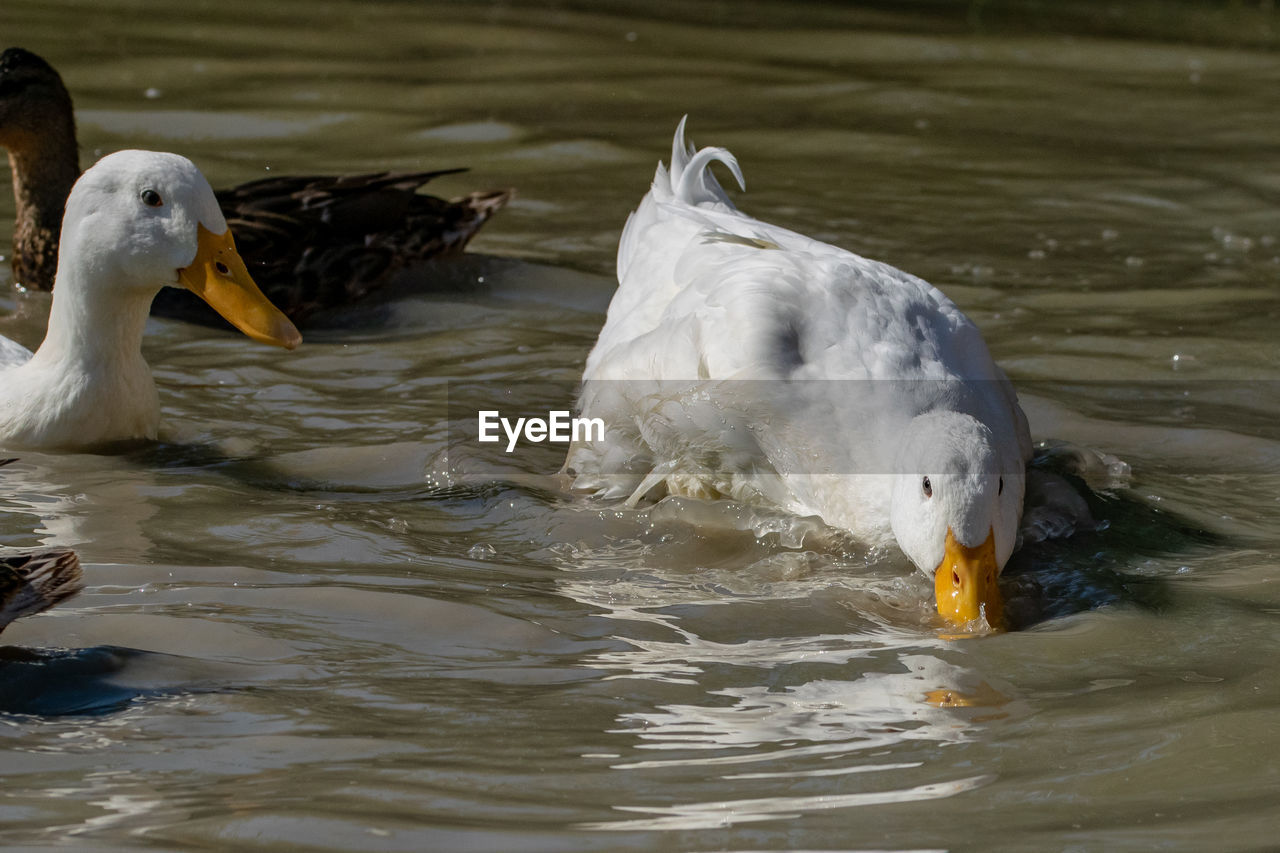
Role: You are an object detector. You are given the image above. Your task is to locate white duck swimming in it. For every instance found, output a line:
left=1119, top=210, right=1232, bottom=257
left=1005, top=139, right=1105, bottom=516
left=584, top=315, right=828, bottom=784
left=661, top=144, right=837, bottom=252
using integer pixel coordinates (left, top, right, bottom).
left=0, top=149, right=300, bottom=450
left=566, top=118, right=1032, bottom=629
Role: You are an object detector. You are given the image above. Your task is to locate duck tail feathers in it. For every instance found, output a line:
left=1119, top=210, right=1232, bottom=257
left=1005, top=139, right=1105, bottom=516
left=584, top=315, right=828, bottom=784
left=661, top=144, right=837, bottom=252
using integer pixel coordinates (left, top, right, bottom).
left=656, top=116, right=745, bottom=207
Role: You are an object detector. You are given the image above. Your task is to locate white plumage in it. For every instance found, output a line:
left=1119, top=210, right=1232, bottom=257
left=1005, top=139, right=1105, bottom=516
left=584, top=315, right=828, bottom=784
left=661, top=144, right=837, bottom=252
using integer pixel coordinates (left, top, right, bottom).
left=567, top=118, right=1032, bottom=628
left=0, top=150, right=300, bottom=450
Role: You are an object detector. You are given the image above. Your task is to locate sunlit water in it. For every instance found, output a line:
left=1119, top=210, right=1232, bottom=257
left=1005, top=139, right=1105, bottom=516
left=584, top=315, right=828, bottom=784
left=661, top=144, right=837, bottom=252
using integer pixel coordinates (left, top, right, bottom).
left=2, top=1, right=1280, bottom=850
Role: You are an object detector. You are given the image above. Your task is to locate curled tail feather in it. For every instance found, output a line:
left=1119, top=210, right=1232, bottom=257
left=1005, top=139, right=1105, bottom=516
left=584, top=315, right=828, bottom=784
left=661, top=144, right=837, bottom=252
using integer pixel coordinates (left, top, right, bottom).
left=659, top=115, right=745, bottom=207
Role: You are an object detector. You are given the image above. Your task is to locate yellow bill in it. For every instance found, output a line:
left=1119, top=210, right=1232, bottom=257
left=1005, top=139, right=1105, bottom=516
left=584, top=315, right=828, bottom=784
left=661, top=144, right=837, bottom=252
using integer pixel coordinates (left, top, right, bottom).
left=934, top=527, right=1004, bottom=630
left=178, top=223, right=301, bottom=350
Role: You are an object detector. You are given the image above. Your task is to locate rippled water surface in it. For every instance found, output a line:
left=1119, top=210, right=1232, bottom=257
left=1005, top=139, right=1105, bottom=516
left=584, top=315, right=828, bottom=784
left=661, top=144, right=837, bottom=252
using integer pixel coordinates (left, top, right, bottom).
left=3, top=1, right=1280, bottom=850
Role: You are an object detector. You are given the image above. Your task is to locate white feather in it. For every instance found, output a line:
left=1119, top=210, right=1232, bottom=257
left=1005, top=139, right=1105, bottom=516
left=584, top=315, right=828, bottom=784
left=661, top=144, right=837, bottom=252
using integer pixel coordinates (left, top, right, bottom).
left=1, top=151, right=227, bottom=449
left=567, top=118, right=1032, bottom=583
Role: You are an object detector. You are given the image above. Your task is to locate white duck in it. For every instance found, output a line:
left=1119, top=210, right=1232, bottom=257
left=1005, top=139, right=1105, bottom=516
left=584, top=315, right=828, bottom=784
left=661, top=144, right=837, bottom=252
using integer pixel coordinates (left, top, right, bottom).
left=566, top=118, right=1032, bottom=629
left=0, top=149, right=300, bottom=449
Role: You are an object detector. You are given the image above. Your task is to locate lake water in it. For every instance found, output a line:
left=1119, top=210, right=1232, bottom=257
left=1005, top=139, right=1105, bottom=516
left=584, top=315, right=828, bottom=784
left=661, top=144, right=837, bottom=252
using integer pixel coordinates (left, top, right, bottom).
left=2, top=1, right=1279, bottom=850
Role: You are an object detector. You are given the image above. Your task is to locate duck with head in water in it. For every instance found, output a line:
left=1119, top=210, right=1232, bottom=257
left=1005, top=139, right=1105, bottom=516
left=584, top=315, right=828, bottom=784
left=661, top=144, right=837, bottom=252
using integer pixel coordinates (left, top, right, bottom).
left=0, top=148, right=300, bottom=450
left=0, top=46, right=513, bottom=326
left=566, top=118, right=1032, bottom=631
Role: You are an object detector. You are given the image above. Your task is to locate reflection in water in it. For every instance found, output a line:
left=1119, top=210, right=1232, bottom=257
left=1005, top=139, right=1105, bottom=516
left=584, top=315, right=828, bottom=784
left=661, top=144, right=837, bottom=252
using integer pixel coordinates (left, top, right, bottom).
left=584, top=774, right=992, bottom=832
left=0, top=646, right=236, bottom=715
left=573, top=590, right=949, bottom=683
left=614, top=654, right=1007, bottom=756
left=67, top=785, right=168, bottom=841
left=612, top=654, right=1004, bottom=759
left=1, top=456, right=160, bottom=562
left=584, top=654, right=1004, bottom=830
left=558, top=522, right=1019, bottom=831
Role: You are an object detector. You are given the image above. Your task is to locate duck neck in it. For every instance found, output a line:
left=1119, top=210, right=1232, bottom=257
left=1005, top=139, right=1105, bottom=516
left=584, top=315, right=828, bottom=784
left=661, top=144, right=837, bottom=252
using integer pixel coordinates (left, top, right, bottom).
left=6, top=113, right=80, bottom=291
left=35, top=262, right=157, bottom=381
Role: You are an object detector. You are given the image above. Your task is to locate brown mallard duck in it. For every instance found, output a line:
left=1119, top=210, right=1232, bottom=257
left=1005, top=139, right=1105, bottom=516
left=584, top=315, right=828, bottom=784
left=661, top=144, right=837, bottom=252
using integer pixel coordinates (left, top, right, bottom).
left=0, top=547, right=82, bottom=634
left=0, top=460, right=82, bottom=631
left=0, top=47, right=513, bottom=327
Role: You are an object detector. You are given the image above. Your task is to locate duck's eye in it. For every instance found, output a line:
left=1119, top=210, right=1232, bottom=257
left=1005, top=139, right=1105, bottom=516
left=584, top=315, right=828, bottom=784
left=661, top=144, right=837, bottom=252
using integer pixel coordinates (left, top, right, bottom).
left=922, top=476, right=932, bottom=498
left=998, top=476, right=1004, bottom=495
left=140, top=189, right=163, bottom=207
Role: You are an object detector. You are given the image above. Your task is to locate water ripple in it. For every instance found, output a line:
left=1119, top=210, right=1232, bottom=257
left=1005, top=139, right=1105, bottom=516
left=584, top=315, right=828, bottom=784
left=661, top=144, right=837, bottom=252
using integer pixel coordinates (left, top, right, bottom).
left=582, top=773, right=993, bottom=831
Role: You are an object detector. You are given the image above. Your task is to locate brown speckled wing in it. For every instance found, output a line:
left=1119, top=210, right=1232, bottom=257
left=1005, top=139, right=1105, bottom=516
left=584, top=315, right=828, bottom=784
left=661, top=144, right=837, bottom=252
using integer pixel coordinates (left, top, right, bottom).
left=150, top=170, right=514, bottom=327
left=0, top=549, right=83, bottom=634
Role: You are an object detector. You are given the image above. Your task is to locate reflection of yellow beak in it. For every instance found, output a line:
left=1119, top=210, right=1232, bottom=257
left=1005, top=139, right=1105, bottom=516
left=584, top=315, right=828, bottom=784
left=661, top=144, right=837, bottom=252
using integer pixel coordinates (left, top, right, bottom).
left=177, top=223, right=301, bottom=350
left=934, top=527, right=1004, bottom=629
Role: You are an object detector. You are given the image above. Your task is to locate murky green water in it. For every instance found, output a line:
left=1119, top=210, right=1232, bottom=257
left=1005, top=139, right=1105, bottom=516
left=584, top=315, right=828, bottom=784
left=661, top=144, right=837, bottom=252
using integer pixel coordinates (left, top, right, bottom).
left=3, top=1, right=1279, bottom=850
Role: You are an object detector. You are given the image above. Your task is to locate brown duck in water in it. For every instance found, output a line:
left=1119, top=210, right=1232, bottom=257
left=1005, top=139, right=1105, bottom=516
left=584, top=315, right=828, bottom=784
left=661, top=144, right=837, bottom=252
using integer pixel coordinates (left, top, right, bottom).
left=0, top=548, right=82, bottom=634
left=0, top=47, right=513, bottom=327
left=0, top=460, right=82, bottom=632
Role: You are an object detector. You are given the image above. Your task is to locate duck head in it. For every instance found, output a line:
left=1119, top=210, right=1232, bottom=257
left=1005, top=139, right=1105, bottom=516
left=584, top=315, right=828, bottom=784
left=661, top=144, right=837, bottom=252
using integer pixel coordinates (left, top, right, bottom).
left=890, top=411, right=1025, bottom=630
left=0, top=47, right=72, bottom=149
left=0, top=47, right=80, bottom=290
left=57, top=149, right=300, bottom=348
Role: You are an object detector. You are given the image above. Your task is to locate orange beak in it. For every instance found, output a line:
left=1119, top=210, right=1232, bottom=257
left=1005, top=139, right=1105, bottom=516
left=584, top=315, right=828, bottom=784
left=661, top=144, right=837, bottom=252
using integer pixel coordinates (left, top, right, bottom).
left=178, top=223, right=301, bottom=350
left=934, top=527, right=1004, bottom=630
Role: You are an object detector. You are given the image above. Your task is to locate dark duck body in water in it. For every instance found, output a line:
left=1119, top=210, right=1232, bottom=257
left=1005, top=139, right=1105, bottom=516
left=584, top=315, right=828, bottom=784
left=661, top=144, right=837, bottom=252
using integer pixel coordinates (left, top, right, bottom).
left=0, top=548, right=82, bottom=635
left=0, top=47, right=513, bottom=327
